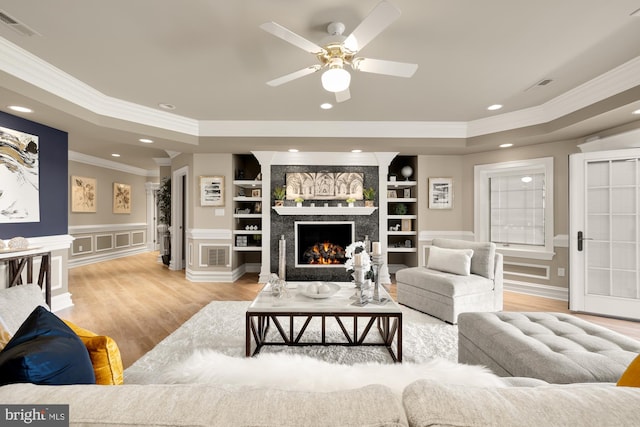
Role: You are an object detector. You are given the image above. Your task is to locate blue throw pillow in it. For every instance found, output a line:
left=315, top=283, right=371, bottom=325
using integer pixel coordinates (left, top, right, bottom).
left=0, top=306, right=95, bottom=385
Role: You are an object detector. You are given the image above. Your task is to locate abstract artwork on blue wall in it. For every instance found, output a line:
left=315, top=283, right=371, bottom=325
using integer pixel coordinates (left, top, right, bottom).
left=0, top=125, right=40, bottom=223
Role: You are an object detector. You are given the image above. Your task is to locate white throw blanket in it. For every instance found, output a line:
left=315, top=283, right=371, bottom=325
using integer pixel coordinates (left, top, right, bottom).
left=159, top=350, right=504, bottom=395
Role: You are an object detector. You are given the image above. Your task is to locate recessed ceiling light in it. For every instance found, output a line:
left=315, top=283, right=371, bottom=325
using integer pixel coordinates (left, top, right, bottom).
left=320, top=103, right=333, bottom=110
left=111, top=153, right=121, bottom=157
left=521, top=176, right=533, bottom=183
left=499, top=143, right=513, bottom=148
left=158, top=103, right=176, bottom=110
left=8, top=105, right=32, bottom=113
left=488, top=104, right=503, bottom=111
left=351, top=149, right=363, bottom=153
left=633, top=109, right=640, bottom=115
left=139, top=138, right=154, bottom=143
left=288, top=149, right=299, bottom=153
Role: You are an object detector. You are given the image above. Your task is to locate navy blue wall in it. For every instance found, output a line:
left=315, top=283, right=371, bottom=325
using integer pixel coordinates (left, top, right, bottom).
left=0, top=111, right=68, bottom=239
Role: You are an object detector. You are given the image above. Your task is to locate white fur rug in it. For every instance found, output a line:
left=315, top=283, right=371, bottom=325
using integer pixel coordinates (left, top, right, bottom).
left=124, top=300, right=494, bottom=391
left=160, top=349, right=504, bottom=395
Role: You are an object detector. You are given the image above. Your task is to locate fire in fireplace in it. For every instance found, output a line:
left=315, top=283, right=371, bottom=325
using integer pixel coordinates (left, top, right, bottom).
left=295, top=221, right=354, bottom=268
left=302, top=241, right=345, bottom=265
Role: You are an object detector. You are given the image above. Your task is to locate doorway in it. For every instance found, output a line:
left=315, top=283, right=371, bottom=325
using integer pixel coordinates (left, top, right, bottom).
left=570, top=149, right=640, bottom=320
left=171, top=166, right=188, bottom=271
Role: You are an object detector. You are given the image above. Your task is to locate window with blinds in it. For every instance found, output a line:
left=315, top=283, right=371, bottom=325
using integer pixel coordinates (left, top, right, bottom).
left=490, top=173, right=545, bottom=246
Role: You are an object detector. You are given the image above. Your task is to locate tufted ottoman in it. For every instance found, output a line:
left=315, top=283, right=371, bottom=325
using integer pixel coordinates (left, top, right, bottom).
left=458, top=312, right=640, bottom=383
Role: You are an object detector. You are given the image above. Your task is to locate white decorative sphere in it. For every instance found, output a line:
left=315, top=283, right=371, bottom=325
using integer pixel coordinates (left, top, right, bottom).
left=401, top=166, right=413, bottom=180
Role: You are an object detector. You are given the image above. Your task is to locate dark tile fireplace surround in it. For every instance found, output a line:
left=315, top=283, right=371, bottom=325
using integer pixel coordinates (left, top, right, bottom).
left=270, top=165, right=379, bottom=281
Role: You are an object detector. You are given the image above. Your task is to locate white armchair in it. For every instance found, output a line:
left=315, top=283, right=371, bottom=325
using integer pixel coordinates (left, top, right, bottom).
left=395, top=238, right=503, bottom=324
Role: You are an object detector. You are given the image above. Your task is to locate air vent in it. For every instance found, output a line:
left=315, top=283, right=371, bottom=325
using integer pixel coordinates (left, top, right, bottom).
left=0, top=10, right=40, bottom=37
left=206, top=247, right=229, bottom=267
left=525, top=78, right=553, bottom=92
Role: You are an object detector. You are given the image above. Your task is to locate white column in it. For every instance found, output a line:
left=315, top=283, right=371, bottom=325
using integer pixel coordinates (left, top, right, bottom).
left=252, top=151, right=278, bottom=282
left=375, top=152, right=398, bottom=284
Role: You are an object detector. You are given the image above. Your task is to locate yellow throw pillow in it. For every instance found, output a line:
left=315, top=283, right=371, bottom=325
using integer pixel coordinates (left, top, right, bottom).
left=0, top=320, right=11, bottom=351
left=63, top=320, right=124, bottom=385
left=617, top=354, right=640, bottom=387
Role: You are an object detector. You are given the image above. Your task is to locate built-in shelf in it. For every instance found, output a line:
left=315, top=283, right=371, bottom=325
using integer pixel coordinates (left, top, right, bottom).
left=387, top=214, right=417, bottom=220
left=233, top=213, right=262, bottom=219
left=272, top=206, right=378, bottom=216
left=388, top=247, right=417, bottom=253
left=388, top=231, right=417, bottom=236
left=233, top=246, right=262, bottom=251
left=233, top=196, right=262, bottom=202
left=388, top=197, right=417, bottom=203
left=387, top=180, right=416, bottom=188
left=233, top=180, right=262, bottom=189
left=233, top=230, right=262, bottom=235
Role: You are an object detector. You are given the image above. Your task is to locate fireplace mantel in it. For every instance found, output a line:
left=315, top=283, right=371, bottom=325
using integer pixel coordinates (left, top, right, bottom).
left=252, top=150, right=397, bottom=284
left=272, top=206, right=377, bottom=216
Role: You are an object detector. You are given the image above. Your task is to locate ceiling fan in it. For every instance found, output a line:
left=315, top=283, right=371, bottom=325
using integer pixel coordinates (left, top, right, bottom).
left=260, top=0, right=418, bottom=103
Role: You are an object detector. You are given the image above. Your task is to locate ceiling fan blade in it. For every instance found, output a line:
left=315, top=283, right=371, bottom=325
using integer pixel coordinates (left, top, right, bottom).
left=260, top=22, right=326, bottom=54
left=343, top=1, right=401, bottom=52
left=335, top=88, right=351, bottom=103
left=266, top=65, right=322, bottom=87
left=352, top=57, right=418, bottom=78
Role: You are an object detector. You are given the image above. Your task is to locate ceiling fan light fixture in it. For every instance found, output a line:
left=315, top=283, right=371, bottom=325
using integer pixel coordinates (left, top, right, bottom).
left=321, top=67, right=351, bottom=93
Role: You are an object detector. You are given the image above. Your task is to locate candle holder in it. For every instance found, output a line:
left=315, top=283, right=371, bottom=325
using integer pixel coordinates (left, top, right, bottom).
left=351, top=264, right=370, bottom=307
left=370, top=254, right=389, bottom=305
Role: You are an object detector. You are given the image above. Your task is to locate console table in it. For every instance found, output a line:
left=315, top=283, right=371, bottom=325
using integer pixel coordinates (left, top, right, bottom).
left=0, top=249, right=51, bottom=306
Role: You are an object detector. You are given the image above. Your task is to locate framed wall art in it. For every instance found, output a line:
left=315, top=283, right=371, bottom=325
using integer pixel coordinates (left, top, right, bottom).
left=0, top=126, right=40, bottom=223
left=285, top=172, right=363, bottom=200
left=113, top=182, right=131, bottom=214
left=200, top=175, right=224, bottom=206
left=71, top=176, right=97, bottom=213
left=428, top=177, right=453, bottom=209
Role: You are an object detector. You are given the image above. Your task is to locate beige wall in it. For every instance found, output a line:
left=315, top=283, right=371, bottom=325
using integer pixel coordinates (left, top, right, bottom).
left=68, top=161, right=154, bottom=266
left=460, top=139, right=581, bottom=235
left=68, top=161, right=150, bottom=226
left=417, top=155, right=464, bottom=232
left=192, top=153, right=234, bottom=229
left=416, top=139, right=582, bottom=291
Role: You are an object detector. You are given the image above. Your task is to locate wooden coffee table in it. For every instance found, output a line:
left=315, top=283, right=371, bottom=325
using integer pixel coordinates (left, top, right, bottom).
left=245, top=282, right=403, bottom=362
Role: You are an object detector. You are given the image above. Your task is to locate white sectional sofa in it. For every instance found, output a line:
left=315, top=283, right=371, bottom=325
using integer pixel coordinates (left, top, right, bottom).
left=1, top=283, right=639, bottom=426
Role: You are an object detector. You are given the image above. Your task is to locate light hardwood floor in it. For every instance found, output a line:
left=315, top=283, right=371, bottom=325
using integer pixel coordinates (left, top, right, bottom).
left=57, top=252, right=640, bottom=368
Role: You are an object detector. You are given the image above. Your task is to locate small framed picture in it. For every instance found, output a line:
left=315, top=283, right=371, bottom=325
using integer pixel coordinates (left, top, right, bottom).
left=200, top=176, right=225, bottom=206
left=71, top=176, right=97, bottom=213
left=387, top=190, right=397, bottom=199
left=429, top=177, right=453, bottom=209
left=113, top=182, right=131, bottom=214
left=251, top=189, right=261, bottom=198
left=403, top=188, right=412, bottom=198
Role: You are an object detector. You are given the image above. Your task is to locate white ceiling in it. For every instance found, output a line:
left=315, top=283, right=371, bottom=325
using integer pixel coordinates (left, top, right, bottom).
left=1, top=0, right=640, bottom=171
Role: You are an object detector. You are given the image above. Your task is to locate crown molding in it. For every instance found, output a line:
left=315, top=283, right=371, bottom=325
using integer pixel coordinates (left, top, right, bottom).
left=468, top=55, right=640, bottom=137
left=2, top=36, right=639, bottom=140
left=68, top=150, right=158, bottom=177
left=0, top=37, right=198, bottom=136
left=198, top=120, right=468, bottom=138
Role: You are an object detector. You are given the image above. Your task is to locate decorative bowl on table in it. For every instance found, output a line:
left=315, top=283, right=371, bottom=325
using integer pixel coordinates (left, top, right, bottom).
left=299, top=282, right=340, bottom=299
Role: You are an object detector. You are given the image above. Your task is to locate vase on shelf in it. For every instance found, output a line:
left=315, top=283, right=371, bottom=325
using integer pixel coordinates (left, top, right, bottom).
left=348, top=202, right=354, bottom=208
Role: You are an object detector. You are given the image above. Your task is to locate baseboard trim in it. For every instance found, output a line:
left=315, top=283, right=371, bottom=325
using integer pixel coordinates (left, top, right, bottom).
left=503, top=279, right=568, bottom=302
left=51, top=292, right=73, bottom=312
left=186, top=268, right=235, bottom=283
left=68, top=247, right=151, bottom=268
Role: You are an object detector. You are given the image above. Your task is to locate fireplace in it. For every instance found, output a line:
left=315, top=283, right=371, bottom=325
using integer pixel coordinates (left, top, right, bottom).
left=295, top=221, right=354, bottom=268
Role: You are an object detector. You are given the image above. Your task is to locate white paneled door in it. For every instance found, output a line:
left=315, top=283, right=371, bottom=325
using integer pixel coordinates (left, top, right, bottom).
left=570, top=149, right=640, bottom=320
